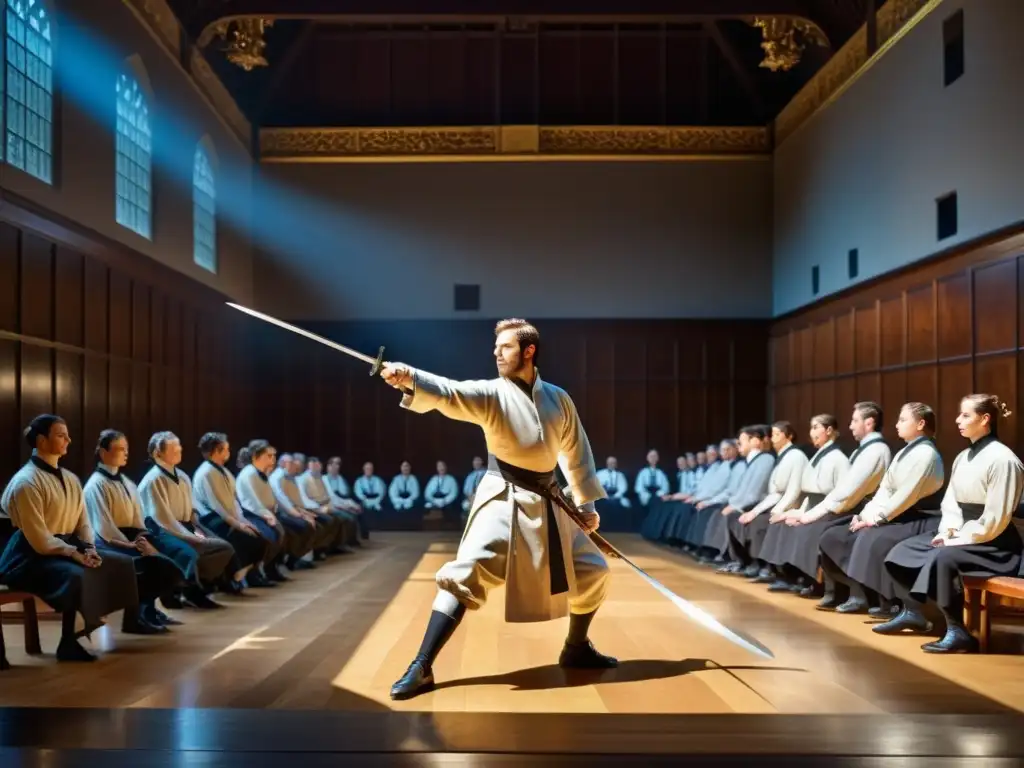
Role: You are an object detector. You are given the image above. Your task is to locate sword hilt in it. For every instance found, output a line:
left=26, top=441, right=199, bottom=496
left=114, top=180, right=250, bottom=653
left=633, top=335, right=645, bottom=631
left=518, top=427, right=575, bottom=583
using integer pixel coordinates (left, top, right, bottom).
left=546, top=484, right=622, bottom=559
left=369, top=346, right=385, bottom=377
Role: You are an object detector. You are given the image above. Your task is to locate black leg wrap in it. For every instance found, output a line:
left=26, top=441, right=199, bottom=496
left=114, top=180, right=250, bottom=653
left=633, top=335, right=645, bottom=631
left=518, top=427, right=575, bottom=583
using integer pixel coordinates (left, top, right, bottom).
left=566, top=609, right=596, bottom=646
left=559, top=610, right=618, bottom=669
left=390, top=603, right=466, bottom=700
left=416, top=603, right=466, bottom=664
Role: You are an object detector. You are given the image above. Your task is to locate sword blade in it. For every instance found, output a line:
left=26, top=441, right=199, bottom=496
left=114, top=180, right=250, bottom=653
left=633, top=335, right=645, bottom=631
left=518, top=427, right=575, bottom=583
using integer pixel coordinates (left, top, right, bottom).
left=620, top=552, right=776, bottom=660
left=226, top=302, right=386, bottom=375
left=548, top=490, right=774, bottom=660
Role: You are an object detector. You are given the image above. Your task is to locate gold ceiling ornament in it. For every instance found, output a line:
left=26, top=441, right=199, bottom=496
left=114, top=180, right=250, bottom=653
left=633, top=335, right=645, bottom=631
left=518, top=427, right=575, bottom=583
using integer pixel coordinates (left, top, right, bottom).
left=751, top=17, right=829, bottom=72
left=212, top=17, right=274, bottom=71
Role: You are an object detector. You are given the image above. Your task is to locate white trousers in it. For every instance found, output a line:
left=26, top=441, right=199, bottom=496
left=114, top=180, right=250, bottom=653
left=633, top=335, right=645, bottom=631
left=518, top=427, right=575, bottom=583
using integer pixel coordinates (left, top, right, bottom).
left=431, top=497, right=610, bottom=619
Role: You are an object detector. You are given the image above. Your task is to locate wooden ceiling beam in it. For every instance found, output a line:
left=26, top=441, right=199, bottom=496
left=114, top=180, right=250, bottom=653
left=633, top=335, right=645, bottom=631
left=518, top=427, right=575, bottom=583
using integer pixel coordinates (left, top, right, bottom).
left=192, top=0, right=829, bottom=43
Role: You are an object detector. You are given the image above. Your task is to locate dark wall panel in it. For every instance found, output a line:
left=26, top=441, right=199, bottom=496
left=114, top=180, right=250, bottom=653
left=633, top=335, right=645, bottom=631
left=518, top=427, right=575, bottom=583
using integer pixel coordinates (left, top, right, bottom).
left=0, top=201, right=253, bottom=483
left=771, top=230, right=1024, bottom=466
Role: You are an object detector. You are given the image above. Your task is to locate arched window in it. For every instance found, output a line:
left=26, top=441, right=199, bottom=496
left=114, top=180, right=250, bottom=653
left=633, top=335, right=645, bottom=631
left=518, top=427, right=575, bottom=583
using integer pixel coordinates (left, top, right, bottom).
left=4, top=0, right=54, bottom=183
left=193, top=142, right=216, bottom=272
left=115, top=70, right=152, bottom=239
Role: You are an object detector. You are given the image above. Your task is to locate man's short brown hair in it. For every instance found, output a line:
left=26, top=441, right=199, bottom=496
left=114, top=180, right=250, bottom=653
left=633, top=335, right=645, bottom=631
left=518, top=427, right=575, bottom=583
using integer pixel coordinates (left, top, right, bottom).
left=495, top=318, right=540, bottom=363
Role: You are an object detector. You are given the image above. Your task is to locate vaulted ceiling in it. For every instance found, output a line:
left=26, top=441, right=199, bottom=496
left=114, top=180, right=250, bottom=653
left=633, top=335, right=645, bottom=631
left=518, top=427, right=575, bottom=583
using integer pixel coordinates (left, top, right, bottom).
left=167, top=0, right=881, bottom=128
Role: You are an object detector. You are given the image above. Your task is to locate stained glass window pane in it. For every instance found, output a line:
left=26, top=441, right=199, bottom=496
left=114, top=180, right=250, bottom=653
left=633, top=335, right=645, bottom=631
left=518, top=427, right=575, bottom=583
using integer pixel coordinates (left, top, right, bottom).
left=193, top=145, right=216, bottom=273
left=6, top=0, right=53, bottom=183
left=115, top=71, right=152, bottom=239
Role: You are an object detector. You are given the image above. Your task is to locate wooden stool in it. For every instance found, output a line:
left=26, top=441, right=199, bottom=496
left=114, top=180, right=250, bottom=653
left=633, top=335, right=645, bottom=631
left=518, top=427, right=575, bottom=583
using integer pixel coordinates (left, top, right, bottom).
left=963, top=575, right=1024, bottom=653
left=0, top=587, right=43, bottom=670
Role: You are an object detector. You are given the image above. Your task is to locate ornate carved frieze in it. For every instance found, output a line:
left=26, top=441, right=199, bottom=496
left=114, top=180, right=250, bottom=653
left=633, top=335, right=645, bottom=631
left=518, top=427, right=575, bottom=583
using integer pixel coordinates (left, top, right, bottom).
left=260, top=125, right=771, bottom=161
left=538, top=126, right=770, bottom=155
left=774, top=0, right=940, bottom=145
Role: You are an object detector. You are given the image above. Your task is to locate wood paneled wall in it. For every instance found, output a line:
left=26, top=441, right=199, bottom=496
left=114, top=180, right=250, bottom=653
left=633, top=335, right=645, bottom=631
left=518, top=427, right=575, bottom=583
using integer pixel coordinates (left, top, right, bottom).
left=251, top=318, right=769, bottom=479
left=771, top=228, right=1024, bottom=464
left=0, top=192, right=252, bottom=482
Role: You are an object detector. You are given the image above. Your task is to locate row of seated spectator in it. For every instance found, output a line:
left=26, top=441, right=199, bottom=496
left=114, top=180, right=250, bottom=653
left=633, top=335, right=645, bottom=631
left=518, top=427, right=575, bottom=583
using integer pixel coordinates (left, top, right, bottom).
left=589, top=450, right=725, bottom=531
left=0, top=414, right=369, bottom=664
left=350, top=458, right=487, bottom=528
left=639, top=394, right=1024, bottom=655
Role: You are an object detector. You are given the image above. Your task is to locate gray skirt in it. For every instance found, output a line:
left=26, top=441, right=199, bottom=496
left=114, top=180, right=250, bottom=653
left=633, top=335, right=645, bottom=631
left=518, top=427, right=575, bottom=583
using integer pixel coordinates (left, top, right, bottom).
left=885, top=524, right=1023, bottom=609
left=728, top=512, right=771, bottom=560
left=756, top=521, right=791, bottom=566
left=780, top=511, right=856, bottom=578
left=820, top=514, right=938, bottom=598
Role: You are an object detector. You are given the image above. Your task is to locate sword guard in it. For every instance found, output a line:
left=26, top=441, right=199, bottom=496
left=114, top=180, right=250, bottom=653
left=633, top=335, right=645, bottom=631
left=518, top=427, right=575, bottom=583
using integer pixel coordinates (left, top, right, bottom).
left=370, top=346, right=385, bottom=377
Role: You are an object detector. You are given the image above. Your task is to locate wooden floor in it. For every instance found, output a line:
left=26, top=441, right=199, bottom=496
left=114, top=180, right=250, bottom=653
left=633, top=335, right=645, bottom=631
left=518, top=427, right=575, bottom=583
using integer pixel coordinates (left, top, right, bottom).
left=2, top=531, right=1023, bottom=763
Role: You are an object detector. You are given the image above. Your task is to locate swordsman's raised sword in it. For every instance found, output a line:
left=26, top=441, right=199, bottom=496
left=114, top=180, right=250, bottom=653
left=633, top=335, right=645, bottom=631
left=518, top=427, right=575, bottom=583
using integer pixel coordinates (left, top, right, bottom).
left=225, top=300, right=776, bottom=661
left=226, top=302, right=386, bottom=376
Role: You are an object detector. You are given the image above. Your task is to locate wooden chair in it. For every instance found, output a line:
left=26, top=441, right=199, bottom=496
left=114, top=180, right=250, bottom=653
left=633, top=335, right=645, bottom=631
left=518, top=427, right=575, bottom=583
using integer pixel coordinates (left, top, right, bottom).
left=0, top=586, right=43, bottom=670
left=963, top=575, right=1024, bottom=653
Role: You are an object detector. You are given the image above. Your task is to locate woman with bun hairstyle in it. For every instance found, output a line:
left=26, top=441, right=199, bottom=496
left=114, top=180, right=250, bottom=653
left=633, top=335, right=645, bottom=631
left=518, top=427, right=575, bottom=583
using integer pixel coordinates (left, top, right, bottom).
left=0, top=415, right=138, bottom=662
left=879, top=394, right=1024, bottom=653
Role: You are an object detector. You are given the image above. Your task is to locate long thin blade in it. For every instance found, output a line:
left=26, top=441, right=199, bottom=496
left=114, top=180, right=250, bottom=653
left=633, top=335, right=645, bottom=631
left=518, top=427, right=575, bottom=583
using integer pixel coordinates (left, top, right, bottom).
left=547, top=490, right=775, bottom=660
left=621, top=553, right=776, bottom=660
left=226, top=302, right=377, bottom=367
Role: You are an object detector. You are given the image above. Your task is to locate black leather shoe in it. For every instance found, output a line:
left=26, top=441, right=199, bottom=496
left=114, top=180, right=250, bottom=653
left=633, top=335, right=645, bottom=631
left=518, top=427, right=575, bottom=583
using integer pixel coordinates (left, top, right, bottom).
left=872, top=607, right=932, bottom=635
left=184, top=591, right=225, bottom=610
left=390, top=659, right=435, bottom=700
left=921, top=625, right=979, bottom=654
left=558, top=640, right=619, bottom=669
left=122, top=613, right=166, bottom=635
left=161, top=594, right=185, bottom=610
left=56, top=638, right=97, bottom=662
left=246, top=571, right=277, bottom=589
left=144, top=604, right=182, bottom=627
left=835, top=597, right=869, bottom=614
left=220, top=578, right=246, bottom=596
left=265, top=564, right=290, bottom=582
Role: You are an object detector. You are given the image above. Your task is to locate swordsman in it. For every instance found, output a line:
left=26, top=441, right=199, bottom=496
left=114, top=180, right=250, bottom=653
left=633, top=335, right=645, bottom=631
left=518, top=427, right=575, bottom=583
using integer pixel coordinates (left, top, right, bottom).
left=381, top=318, right=616, bottom=700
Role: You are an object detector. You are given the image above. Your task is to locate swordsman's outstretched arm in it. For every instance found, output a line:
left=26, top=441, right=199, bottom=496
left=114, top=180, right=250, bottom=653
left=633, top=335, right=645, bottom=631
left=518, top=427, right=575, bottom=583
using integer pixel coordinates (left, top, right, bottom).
left=382, top=363, right=499, bottom=427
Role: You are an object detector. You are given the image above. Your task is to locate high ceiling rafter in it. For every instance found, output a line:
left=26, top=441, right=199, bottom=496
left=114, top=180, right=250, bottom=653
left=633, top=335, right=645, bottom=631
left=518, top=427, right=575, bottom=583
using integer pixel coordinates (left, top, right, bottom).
left=180, top=0, right=845, bottom=42
left=163, top=0, right=879, bottom=135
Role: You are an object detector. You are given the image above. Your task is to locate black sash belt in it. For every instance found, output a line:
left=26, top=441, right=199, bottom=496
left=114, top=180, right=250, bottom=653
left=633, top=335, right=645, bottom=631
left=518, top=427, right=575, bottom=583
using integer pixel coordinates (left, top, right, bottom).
left=804, top=492, right=827, bottom=508
left=879, top=495, right=943, bottom=524
left=958, top=502, right=985, bottom=521
left=487, top=455, right=569, bottom=597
